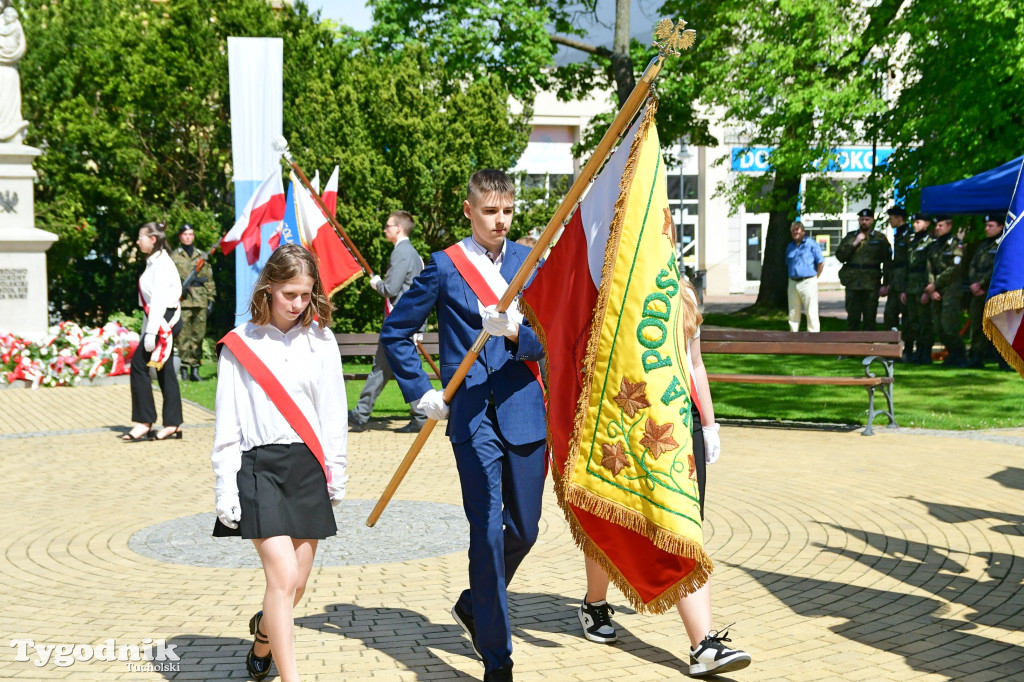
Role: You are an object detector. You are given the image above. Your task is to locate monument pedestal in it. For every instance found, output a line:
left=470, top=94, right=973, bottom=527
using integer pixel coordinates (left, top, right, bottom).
left=0, top=144, right=57, bottom=340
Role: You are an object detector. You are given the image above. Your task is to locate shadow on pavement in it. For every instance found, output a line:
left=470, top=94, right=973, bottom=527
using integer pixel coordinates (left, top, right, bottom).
left=151, top=635, right=247, bottom=680
left=737, top=565, right=1024, bottom=681
left=988, top=466, right=1024, bottom=492
left=911, top=496, right=1024, bottom=537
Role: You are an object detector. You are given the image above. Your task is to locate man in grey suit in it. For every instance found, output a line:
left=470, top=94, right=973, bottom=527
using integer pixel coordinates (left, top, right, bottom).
left=348, top=210, right=428, bottom=433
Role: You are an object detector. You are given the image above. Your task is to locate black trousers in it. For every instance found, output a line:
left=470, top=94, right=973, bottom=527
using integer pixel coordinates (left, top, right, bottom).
left=692, top=404, right=707, bottom=521
left=130, top=309, right=183, bottom=427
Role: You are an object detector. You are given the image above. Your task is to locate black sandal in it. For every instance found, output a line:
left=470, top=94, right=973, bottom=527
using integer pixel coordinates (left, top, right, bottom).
left=120, top=429, right=153, bottom=443
left=246, top=611, right=273, bottom=680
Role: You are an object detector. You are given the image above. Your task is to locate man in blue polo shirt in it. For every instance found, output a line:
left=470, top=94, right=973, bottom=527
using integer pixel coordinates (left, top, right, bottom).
left=785, top=220, right=825, bottom=332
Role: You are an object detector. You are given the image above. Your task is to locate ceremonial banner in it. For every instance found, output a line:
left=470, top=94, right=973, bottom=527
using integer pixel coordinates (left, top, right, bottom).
left=292, top=171, right=362, bottom=296
left=522, top=103, right=711, bottom=613
left=983, top=156, right=1024, bottom=378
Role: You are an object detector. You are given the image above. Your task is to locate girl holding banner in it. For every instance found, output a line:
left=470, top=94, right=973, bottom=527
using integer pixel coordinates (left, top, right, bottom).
left=211, top=244, right=348, bottom=681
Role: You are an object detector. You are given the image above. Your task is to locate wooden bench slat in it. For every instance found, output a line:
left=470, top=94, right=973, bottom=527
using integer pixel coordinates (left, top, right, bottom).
left=702, top=329, right=901, bottom=343
left=707, top=373, right=891, bottom=386
left=700, top=341, right=902, bottom=357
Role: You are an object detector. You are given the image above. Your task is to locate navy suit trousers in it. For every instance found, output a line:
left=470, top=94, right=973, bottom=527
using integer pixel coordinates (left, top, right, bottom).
left=452, top=402, right=545, bottom=674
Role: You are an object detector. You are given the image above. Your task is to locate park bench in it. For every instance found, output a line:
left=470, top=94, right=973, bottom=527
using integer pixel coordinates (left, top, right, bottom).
left=335, top=332, right=439, bottom=381
left=699, top=329, right=903, bottom=436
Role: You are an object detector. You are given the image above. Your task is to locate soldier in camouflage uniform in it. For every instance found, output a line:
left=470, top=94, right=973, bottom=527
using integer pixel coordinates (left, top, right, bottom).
left=171, top=224, right=215, bottom=382
left=836, top=208, right=892, bottom=331
left=902, top=214, right=934, bottom=363
left=924, top=216, right=967, bottom=367
left=965, top=214, right=1004, bottom=368
left=884, top=207, right=910, bottom=333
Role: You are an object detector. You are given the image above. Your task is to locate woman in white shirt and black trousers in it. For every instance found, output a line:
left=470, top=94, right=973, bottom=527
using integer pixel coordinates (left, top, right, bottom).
left=211, top=244, right=348, bottom=682
left=122, top=222, right=184, bottom=442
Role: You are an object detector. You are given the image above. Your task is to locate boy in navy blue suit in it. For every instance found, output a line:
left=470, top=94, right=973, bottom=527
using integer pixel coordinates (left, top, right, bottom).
left=381, top=170, right=546, bottom=682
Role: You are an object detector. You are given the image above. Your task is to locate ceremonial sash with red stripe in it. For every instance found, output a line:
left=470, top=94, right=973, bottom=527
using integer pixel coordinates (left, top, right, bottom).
left=137, top=281, right=178, bottom=370
left=443, top=244, right=544, bottom=394
left=219, top=331, right=330, bottom=482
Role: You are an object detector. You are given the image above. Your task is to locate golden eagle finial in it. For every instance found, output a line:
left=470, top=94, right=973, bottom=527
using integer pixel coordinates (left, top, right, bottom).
left=653, top=19, right=696, bottom=55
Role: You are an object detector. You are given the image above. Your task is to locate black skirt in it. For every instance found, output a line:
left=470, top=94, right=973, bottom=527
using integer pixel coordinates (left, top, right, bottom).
left=213, top=442, right=337, bottom=540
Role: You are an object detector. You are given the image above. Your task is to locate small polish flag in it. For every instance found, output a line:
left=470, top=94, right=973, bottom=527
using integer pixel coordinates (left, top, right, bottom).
left=222, top=168, right=286, bottom=265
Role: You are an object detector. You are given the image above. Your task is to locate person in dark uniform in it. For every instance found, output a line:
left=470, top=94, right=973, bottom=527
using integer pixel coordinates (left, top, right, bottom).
left=965, top=214, right=1004, bottom=368
left=884, top=207, right=910, bottom=333
left=924, top=216, right=967, bottom=367
left=171, top=223, right=215, bottom=382
left=836, top=208, right=892, bottom=331
left=902, top=214, right=934, bottom=364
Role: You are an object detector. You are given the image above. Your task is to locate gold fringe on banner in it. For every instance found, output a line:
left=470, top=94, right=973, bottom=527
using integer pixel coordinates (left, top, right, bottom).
left=983, top=290, right=1024, bottom=377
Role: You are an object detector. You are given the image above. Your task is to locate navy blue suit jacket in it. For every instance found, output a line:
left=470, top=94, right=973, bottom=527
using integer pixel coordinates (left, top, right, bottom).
left=381, top=241, right=546, bottom=446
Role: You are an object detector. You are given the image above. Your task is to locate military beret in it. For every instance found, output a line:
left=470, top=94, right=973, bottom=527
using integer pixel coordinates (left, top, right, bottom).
left=857, top=208, right=874, bottom=218
left=178, top=223, right=195, bottom=235
left=886, top=207, right=908, bottom=218
left=984, top=214, right=1006, bottom=224
left=935, top=215, right=953, bottom=223
left=910, top=213, right=932, bottom=223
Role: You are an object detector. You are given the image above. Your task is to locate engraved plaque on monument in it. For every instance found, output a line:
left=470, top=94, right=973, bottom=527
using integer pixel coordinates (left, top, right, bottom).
left=0, top=3, right=58, bottom=339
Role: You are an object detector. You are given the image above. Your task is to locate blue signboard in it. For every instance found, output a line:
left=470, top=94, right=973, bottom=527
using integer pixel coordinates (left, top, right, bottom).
left=731, top=147, right=894, bottom=173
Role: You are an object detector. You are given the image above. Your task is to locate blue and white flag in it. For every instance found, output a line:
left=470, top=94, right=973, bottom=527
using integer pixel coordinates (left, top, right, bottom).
left=983, top=156, right=1024, bottom=378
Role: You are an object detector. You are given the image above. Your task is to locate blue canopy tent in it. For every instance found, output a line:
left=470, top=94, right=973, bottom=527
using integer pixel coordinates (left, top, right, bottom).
left=920, top=155, right=1024, bottom=214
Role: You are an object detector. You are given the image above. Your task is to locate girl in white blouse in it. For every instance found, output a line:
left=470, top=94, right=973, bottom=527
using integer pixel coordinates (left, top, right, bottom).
left=122, top=222, right=183, bottom=442
left=211, top=244, right=347, bottom=682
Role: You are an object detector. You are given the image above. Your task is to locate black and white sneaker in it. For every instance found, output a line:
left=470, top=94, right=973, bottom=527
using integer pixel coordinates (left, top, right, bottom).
left=689, top=625, right=751, bottom=676
left=452, top=603, right=482, bottom=659
left=578, top=596, right=617, bottom=644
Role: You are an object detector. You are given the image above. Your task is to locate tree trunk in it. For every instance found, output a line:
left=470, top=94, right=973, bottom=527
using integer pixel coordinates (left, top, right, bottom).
left=754, top=172, right=802, bottom=310
left=611, top=0, right=635, bottom=107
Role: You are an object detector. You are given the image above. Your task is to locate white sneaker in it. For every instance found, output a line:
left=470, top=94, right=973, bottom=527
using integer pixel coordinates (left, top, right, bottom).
left=689, top=626, right=751, bottom=676
left=578, top=595, right=617, bottom=644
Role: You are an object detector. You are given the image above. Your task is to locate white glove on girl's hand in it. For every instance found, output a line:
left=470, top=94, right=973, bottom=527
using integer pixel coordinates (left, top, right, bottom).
left=215, top=493, right=241, bottom=529
left=143, top=334, right=156, bottom=353
left=368, top=274, right=383, bottom=291
left=702, top=423, right=721, bottom=464
left=416, top=388, right=449, bottom=421
left=480, top=305, right=518, bottom=338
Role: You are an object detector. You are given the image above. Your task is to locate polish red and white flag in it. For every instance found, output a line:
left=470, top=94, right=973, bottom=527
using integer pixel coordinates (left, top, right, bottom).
left=221, top=168, right=286, bottom=265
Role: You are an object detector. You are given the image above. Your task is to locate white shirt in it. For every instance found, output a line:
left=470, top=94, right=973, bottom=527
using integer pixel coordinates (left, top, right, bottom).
left=138, top=249, right=182, bottom=336
left=464, top=235, right=507, bottom=266
left=211, top=321, right=348, bottom=497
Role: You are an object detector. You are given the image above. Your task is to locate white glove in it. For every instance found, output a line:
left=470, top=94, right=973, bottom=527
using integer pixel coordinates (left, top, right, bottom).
left=702, top=423, right=721, bottom=465
left=481, top=305, right=517, bottom=338
left=417, top=388, right=449, bottom=421
left=328, top=479, right=347, bottom=508
left=143, top=334, right=156, bottom=353
left=413, top=333, right=424, bottom=343
left=368, top=274, right=383, bottom=291
left=215, top=492, right=241, bottom=529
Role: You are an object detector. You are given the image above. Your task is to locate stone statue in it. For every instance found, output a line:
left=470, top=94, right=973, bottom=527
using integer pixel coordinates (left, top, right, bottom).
left=0, top=3, right=29, bottom=144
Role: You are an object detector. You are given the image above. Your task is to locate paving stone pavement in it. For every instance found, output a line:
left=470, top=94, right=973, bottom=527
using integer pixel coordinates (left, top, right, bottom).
left=1, top=386, right=1022, bottom=681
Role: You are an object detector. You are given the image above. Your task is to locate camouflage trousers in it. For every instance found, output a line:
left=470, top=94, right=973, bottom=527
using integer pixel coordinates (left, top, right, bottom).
left=883, top=291, right=905, bottom=331
left=844, top=288, right=880, bottom=331
left=968, top=294, right=993, bottom=361
left=177, top=307, right=207, bottom=368
left=904, top=291, right=932, bottom=352
left=931, top=285, right=965, bottom=355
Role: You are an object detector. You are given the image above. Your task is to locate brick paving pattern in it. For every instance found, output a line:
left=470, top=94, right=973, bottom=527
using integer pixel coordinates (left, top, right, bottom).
left=1, top=385, right=1021, bottom=680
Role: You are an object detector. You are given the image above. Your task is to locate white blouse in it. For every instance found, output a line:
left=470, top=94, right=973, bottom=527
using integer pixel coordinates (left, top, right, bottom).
left=211, top=321, right=348, bottom=498
left=138, top=249, right=182, bottom=336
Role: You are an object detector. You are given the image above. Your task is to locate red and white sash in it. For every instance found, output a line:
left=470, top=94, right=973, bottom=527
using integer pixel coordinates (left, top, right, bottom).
left=219, top=331, right=330, bottom=482
left=443, top=241, right=543, bottom=393
left=137, top=282, right=180, bottom=370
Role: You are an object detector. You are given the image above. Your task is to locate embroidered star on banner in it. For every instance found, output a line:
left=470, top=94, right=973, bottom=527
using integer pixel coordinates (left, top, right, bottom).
left=640, top=418, right=679, bottom=460
left=601, top=441, right=630, bottom=476
left=613, top=377, right=651, bottom=418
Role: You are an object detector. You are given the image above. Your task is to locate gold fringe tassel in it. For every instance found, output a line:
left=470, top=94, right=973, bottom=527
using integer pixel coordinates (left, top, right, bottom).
left=983, top=290, right=1024, bottom=377
left=328, top=269, right=363, bottom=298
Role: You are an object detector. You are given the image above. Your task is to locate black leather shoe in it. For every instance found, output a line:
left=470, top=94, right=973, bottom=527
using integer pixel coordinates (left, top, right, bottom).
left=452, top=603, right=481, bottom=659
left=246, top=611, right=273, bottom=680
left=395, top=421, right=424, bottom=433
left=484, top=664, right=513, bottom=682
left=179, top=366, right=188, bottom=381
left=189, top=366, right=202, bottom=382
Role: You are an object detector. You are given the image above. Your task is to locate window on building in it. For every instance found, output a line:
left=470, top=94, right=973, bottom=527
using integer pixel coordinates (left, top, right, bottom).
left=682, top=175, right=698, bottom=201
left=805, top=219, right=842, bottom=258
left=666, top=174, right=681, bottom=201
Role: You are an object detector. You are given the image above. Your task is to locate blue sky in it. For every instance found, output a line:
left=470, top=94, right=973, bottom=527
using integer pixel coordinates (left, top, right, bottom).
left=307, top=1, right=373, bottom=30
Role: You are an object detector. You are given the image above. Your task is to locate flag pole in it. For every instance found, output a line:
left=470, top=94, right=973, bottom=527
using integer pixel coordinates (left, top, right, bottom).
left=273, top=140, right=443, bottom=381
left=366, top=20, right=693, bottom=527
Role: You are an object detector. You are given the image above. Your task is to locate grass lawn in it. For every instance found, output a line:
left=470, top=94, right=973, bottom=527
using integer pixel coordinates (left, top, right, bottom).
left=179, top=310, right=1022, bottom=431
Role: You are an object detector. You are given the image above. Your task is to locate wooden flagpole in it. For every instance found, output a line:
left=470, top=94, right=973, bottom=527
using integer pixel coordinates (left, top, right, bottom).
left=366, top=21, right=694, bottom=527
